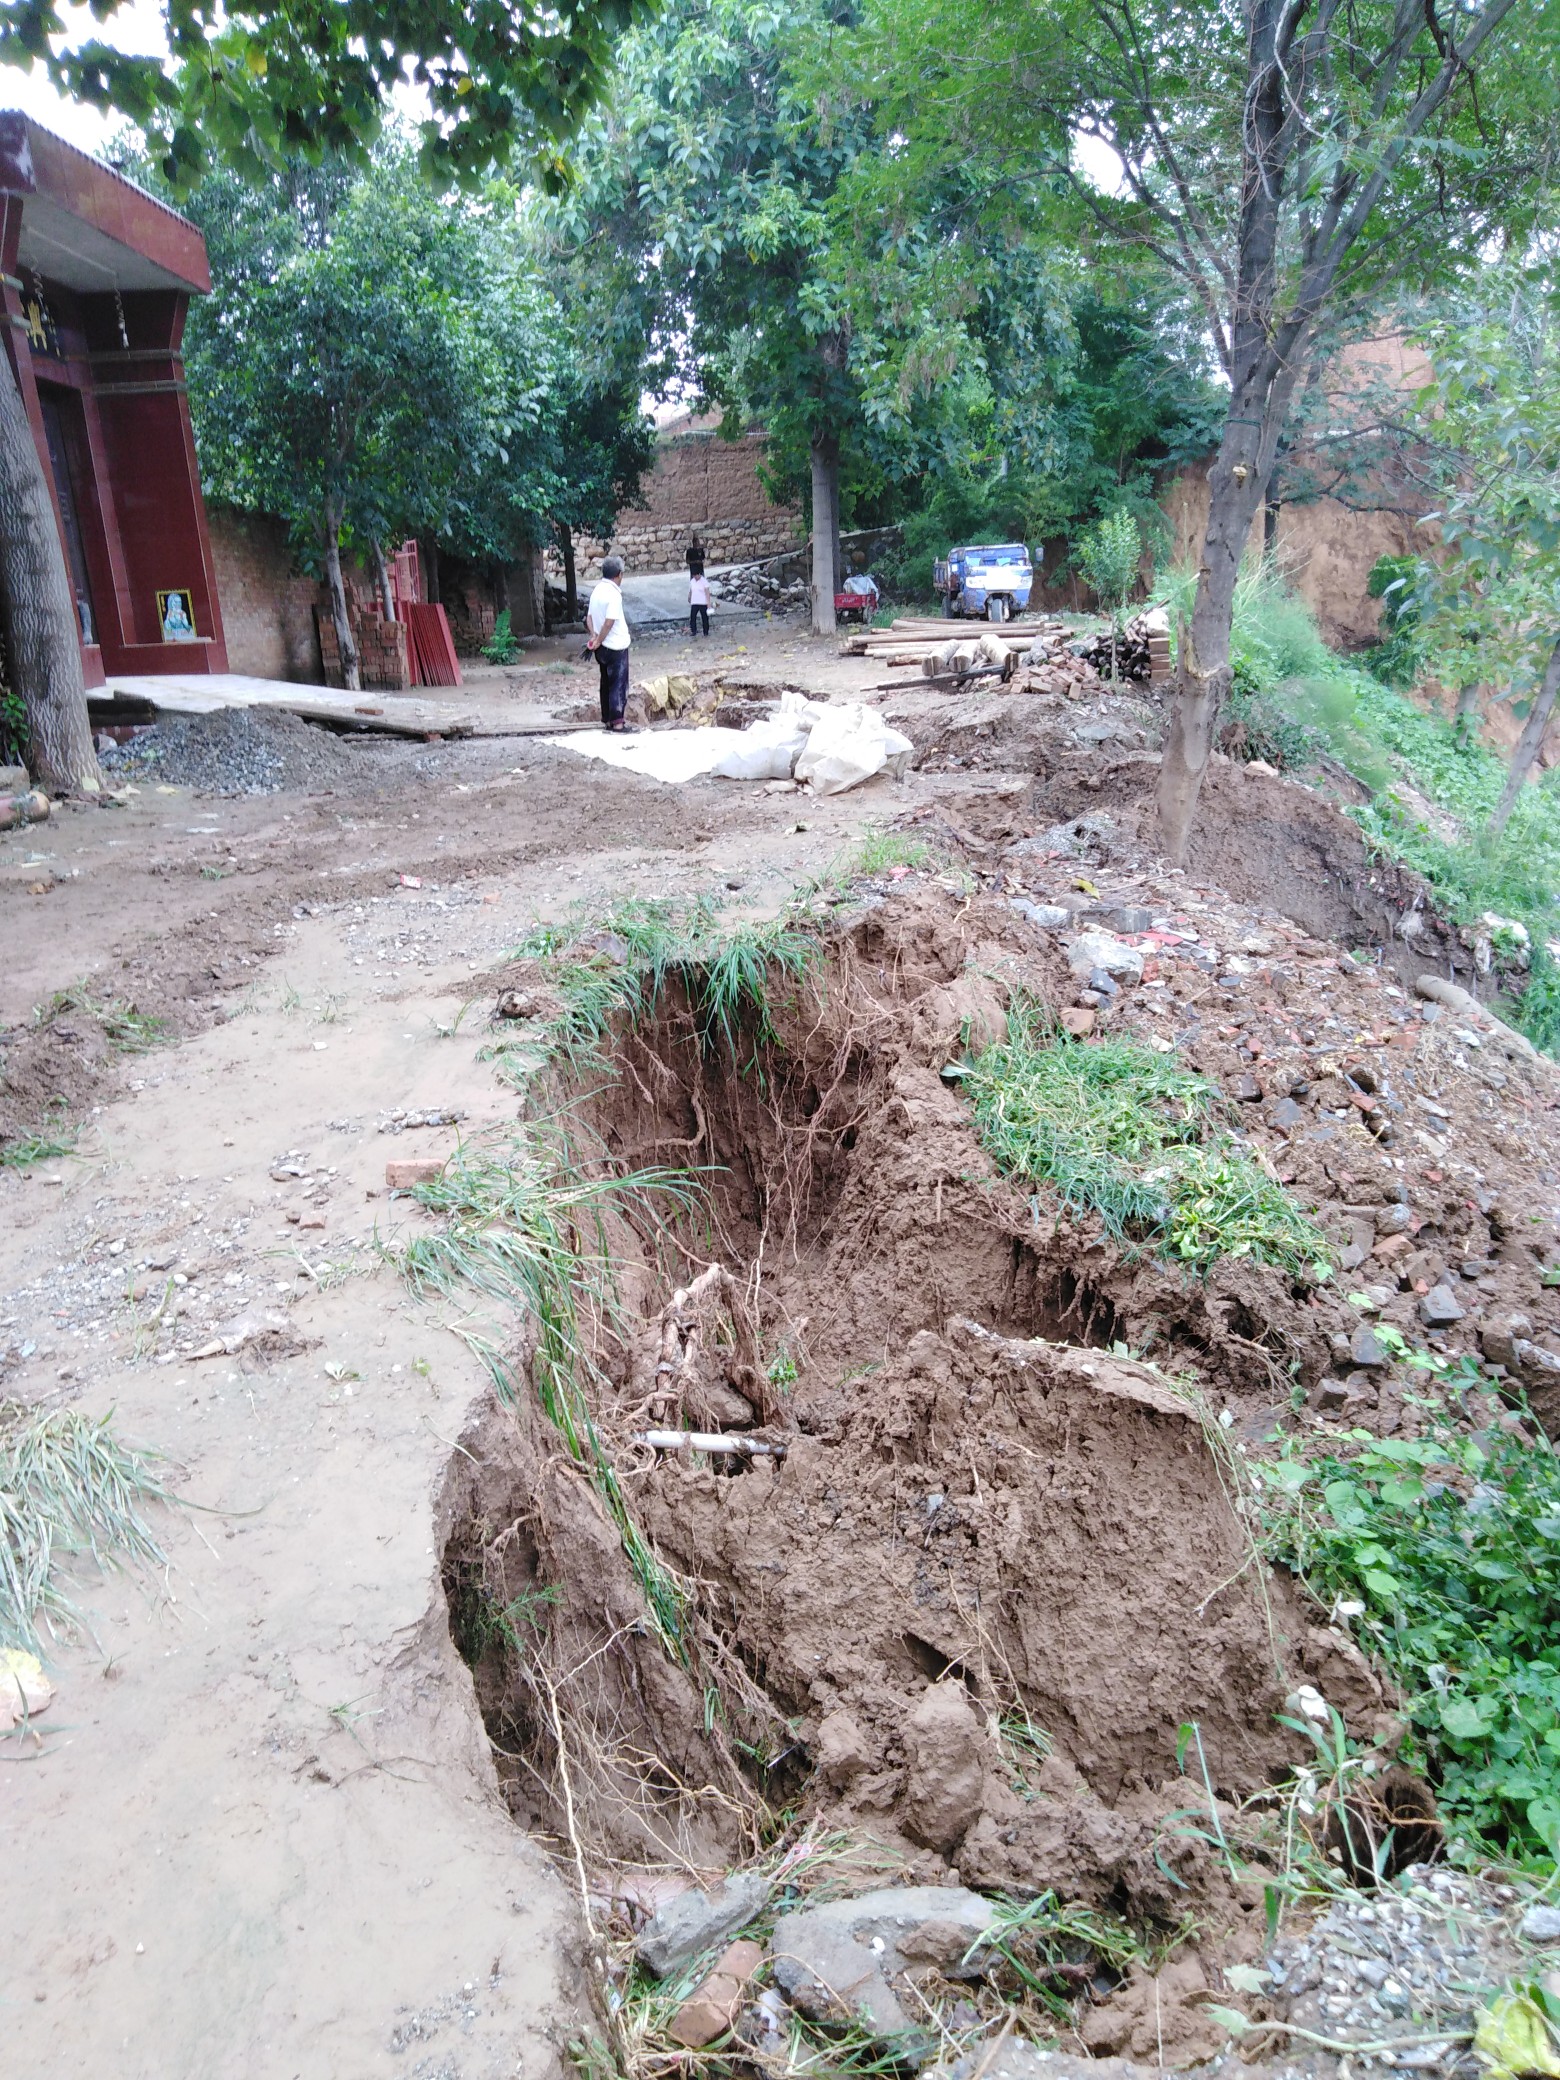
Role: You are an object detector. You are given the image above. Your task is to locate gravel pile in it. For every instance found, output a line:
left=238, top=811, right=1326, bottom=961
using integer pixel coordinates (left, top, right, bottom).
left=100, top=707, right=366, bottom=795
left=1264, top=1863, right=1530, bottom=2075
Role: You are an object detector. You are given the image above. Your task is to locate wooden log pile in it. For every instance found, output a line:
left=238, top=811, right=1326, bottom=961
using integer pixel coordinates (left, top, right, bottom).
left=1072, top=613, right=1173, bottom=685
left=846, top=615, right=1112, bottom=700
left=840, top=614, right=1070, bottom=662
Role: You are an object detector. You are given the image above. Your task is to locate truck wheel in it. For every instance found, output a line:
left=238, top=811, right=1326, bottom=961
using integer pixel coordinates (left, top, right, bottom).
left=941, top=594, right=954, bottom=618
left=986, top=595, right=1009, bottom=624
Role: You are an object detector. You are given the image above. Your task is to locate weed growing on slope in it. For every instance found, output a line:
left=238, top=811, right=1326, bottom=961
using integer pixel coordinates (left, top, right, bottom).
left=392, top=1131, right=696, bottom=1652
left=852, top=825, right=938, bottom=877
left=517, top=895, right=824, bottom=1070
left=0, top=1400, right=169, bottom=1651
left=34, top=984, right=167, bottom=1054
left=964, top=998, right=1329, bottom=1276
left=1262, top=1420, right=1560, bottom=1866
left=1162, top=556, right=1560, bottom=1051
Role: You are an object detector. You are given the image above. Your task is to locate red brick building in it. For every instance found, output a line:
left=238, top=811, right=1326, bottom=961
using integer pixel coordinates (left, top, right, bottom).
left=0, top=112, right=227, bottom=686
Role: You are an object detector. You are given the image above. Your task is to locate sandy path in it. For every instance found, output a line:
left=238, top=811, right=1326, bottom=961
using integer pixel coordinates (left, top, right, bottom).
left=0, top=640, right=926, bottom=2074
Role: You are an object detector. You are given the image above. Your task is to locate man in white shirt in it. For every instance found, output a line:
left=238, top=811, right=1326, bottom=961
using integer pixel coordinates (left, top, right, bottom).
left=585, top=554, right=632, bottom=730
left=689, top=568, right=711, bottom=637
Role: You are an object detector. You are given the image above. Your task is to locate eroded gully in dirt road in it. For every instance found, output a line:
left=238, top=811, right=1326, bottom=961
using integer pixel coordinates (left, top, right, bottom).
left=0, top=756, right=896, bottom=2080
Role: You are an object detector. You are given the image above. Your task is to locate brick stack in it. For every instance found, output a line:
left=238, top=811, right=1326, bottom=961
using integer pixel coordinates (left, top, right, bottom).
left=316, top=604, right=409, bottom=690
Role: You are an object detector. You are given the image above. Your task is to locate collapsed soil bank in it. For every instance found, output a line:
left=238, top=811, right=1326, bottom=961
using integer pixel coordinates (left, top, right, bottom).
left=438, top=886, right=1429, bottom=1935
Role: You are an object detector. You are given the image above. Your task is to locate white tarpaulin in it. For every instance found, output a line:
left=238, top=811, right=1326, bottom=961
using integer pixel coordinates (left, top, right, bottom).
left=542, top=727, right=734, bottom=784
left=546, top=691, right=913, bottom=794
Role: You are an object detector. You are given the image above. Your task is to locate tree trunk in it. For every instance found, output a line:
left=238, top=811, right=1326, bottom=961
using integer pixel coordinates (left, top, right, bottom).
left=1156, top=415, right=1272, bottom=860
left=369, top=539, right=396, bottom=621
left=322, top=509, right=360, bottom=693
left=810, top=435, right=839, bottom=636
left=560, top=525, right=578, bottom=621
left=1490, top=639, right=1560, bottom=836
left=1455, top=680, right=1481, bottom=728
left=0, top=340, right=99, bottom=792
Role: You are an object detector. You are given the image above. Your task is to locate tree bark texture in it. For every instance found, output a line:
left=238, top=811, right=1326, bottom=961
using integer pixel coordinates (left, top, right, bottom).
left=369, top=539, right=396, bottom=622
left=1490, top=638, right=1560, bottom=836
left=560, top=524, right=578, bottom=621
left=810, top=435, right=839, bottom=637
left=0, top=340, right=99, bottom=792
left=322, top=511, right=360, bottom=693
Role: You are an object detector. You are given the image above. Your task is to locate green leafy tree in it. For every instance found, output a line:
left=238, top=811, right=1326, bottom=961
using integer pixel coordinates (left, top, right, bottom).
left=557, top=0, right=872, bottom=633
left=1413, top=265, right=1560, bottom=835
left=0, top=0, right=640, bottom=785
left=179, top=150, right=559, bottom=689
left=1076, top=508, right=1142, bottom=680
left=839, top=0, right=1547, bottom=858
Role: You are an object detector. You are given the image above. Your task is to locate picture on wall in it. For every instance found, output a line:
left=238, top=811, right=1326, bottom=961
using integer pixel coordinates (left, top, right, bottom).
left=157, top=589, right=198, bottom=642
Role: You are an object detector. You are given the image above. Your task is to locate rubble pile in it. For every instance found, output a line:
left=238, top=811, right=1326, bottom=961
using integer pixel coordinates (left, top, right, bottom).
left=714, top=560, right=810, bottom=610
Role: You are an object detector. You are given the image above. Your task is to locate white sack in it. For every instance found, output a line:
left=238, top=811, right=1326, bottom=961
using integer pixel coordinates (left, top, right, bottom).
left=794, top=701, right=914, bottom=796
left=710, top=710, right=810, bottom=781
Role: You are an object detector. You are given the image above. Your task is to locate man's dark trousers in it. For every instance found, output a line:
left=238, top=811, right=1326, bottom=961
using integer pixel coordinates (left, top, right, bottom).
left=597, top=646, right=630, bottom=725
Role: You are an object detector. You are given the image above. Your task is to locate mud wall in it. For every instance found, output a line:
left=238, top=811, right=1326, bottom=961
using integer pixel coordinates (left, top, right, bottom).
left=206, top=504, right=324, bottom=683
left=1160, top=465, right=1426, bottom=651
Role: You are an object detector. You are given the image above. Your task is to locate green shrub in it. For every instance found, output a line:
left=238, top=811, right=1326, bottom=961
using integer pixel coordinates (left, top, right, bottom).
left=481, top=608, right=520, bottom=664
left=1266, top=1420, right=1560, bottom=1865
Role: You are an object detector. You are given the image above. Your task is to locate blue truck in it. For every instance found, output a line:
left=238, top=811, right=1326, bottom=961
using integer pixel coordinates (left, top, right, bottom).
left=933, top=542, right=1036, bottom=622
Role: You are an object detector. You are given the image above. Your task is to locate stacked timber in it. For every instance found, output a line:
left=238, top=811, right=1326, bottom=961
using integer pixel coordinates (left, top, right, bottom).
left=1073, top=612, right=1172, bottom=684
left=840, top=614, right=1071, bottom=663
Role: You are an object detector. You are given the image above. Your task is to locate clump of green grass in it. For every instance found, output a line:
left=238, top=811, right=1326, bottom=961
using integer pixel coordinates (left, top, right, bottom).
left=34, top=985, right=166, bottom=1053
left=519, top=895, right=824, bottom=1070
left=853, top=826, right=938, bottom=877
left=964, top=998, right=1329, bottom=1276
left=1262, top=1414, right=1560, bottom=1868
left=0, top=1131, right=76, bottom=1170
left=392, top=1131, right=696, bottom=1652
left=1, top=1399, right=169, bottom=1651
left=981, top=1893, right=1158, bottom=2017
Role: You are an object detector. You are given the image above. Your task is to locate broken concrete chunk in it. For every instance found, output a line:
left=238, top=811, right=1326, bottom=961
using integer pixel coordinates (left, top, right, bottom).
left=1514, top=1339, right=1560, bottom=1387
left=668, top=1938, right=764, bottom=2048
left=1521, top=1904, right=1560, bottom=1943
left=1270, top=1097, right=1305, bottom=1131
left=637, top=1871, right=771, bottom=1978
left=904, top=1682, right=988, bottom=1852
left=1009, top=899, right=1071, bottom=930
left=1066, top=931, right=1143, bottom=982
left=1059, top=1007, right=1097, bottom=1038
left=1350, top=1326, right=1391, bottom=1370
left=770, top=1886, right=995, bottom=2040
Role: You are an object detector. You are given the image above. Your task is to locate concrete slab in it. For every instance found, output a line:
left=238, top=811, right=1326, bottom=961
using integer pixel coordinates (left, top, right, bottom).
left=94, top=672, right=480, bottom=739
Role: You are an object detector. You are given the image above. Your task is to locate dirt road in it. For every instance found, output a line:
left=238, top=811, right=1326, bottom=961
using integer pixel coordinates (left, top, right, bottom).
left=0, top=628, right=922, bottom=2079
left=4, top=621, right=1551, bottom=2078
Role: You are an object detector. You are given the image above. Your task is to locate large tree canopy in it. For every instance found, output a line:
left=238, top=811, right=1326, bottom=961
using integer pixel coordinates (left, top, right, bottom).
left=172, top=144, right=654, bottom=683
left=0, top=0, right=639, bottom=190
left=837, top=0, right=1555, bottom=854
left=0, top=0, right=647, bottom=785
